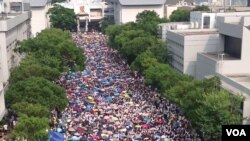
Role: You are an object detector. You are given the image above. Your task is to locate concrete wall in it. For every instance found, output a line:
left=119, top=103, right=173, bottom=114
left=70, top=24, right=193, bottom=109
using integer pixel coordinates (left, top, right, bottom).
left=218, top=22, right=243, bottom=38
left=196, top=53, right=218, bottom=79
left=241, top=26, right=250, bottom=61
left=0, top=12, right=31, bottom=120
left=0, top=11, right=31, bottom=31
left=0, top=83, right=5, bottom=120
left=31, top=3, right=51, bottom=37
left=183, top=34, right=224, bottom=76
left=119, top=5, right=164, bottom=24
left=165, top=5, right=178, bottom=19
left=220, top=60, right=250, bottom=74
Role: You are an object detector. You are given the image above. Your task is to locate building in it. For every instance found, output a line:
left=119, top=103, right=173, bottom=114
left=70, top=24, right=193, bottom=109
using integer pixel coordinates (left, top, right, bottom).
left=0, top=0, right=31, bottom=120
left=30, top=0, right=51, bottom=37
left=58, top=0, right=107, bottom=32
left=113, top=0, right=166, bottom=24
left=159, top=11, right=250, bottom=124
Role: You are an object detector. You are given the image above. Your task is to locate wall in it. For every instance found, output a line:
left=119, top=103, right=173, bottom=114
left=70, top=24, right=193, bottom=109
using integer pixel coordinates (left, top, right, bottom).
left=220, top=60, right=250, bottom=74
left=31, top=6, right=47, bottom=36
left=184, top=34, right=224, bottom=76
left=0, top=83, right=5, bottom=120
left=120, top=5, right=164, bottom=23
left=241, top=26, right=250, bottom=61
left=165, top=5, right=178, bottom=18
left=196, top=53, right=218, bottom=79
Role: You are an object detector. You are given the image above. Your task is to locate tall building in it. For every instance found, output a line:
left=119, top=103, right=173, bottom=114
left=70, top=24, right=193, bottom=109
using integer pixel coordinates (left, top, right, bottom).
left=113, top=0, right=166, bottom=24
left=30, top=0, right=51, bottom=37
left=0, top=0, right=31, bottom=120
left=159, top=11, right=250, bottom=124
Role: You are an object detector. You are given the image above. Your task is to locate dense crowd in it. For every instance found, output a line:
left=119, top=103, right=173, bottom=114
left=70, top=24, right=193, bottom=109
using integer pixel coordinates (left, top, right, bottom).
left=53, top=32, right=201, bottom=141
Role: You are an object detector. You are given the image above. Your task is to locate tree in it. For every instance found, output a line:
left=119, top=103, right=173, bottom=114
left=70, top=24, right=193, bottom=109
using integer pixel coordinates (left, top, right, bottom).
left=105, top=23, right=137, bottom=49
left=51, top=0, right=66, bottom=4
left=121, top=36, right=155, bottom=64
left=16, top=28, right=86, bottom=71
left=148, top=40, right=168, bottom=63
left=9, top=59, right=60, bottom=84
left=101, top=16, right=115, bottom=33
left=8, top=115, right=49, bottom=141
left=12, top=102, right=49, bottom=118
left=192, top=5, right=210, bottom=11
left=5, top=77, right=67, bottom=110
left=170, top=9, right=190, bottom=22
left=131, top=50, right=159, bottom=73
left=144, top=63, right=176, bottom=91
left=192, top=91, right=243, bottom=140
left=47, top=5, right=76, bottom=31
left=136, top=10, right=162, bottom=35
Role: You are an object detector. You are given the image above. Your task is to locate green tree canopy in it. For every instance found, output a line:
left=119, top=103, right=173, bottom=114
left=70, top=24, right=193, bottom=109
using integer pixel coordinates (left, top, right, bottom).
left=51, top=0, right=66, bottom=4
left=131, top=50, right=159, bottom=73
left=193, top=91, right=243, bottom=140
left=5, top=77, right=67, bottom=110
left=136, top=10, right=162, bottom=35
left=12, top=102, right=49, bottom=118
left=101, top=16, right=115, bottom=33
left=47, top=5, right=76, bottom=31
left=16, top=28, right=86, bottom=71
left=170, top=9, right=190, bottom=22
left=9, top=58, right=60, bottom=84
left=192, top=5, right=210, bottom=11
left=8, top=115, right=49, bottom=141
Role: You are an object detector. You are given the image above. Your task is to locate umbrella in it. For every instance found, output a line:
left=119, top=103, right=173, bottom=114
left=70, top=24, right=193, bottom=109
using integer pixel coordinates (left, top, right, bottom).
left=70, top=136, right=80, bottom=141
left=74, top=132, right=80, bottom=136
left=68, top=127, right=75, bottom=132
left=120, top=128, right=126, bottom=132
left=104, top=116, right=109, bottom=120
left=88, top=96, right=93, bottom=100
left=112, top=116, right=118, bottom=121
left=57, top=128, right=62, bottom=133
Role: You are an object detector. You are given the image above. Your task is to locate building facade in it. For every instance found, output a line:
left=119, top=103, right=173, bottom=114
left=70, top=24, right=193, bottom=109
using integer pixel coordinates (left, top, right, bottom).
left=30, top=0, right=51, bottom=37
left=113, top=0, right=166, bottom=24
left=159, top=11, right=250, bottom=124
left=0, top=0, right=31, bottom=119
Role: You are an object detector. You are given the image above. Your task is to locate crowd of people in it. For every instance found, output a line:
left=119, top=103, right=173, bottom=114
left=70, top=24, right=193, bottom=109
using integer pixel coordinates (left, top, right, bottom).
left=54, top=32, right=201, bottom=141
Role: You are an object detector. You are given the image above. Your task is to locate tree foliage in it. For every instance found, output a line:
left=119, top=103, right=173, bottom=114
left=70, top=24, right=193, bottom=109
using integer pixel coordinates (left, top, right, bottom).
left=9, top=58, right=60, bottom=84
left=101, top=16, right=115, bottom=33
left=6, top=77, right=67, bottom=110
left=136, top=10, right=162, bottom=35
left=8, top=115, right=49, bottom=141
left=192, top=5, right=210, bottom=11
left=51, top=0, right=66, bottom=4
left=48, top=5, right=76, bottom=31
left=131, top=50, right=159, bottom=73
left=170, top=9, right=190, bottom=22
left=12, top=102, right=49, bottom=118
left=16, top=28, right=86, bottom=71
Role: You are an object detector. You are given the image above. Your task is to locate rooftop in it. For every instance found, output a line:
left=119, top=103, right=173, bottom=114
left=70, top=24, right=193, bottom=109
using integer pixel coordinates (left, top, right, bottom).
left=118, top=0, right=166, bottom=6
left=30, top=0, right=51, bottom=7
left=201, top=52, right=239, bottom=61
left=177, top=31, right=219, bottom=36
left=0, top=13, right=21, bottom=21
left=226, top=74, right=250, bottom=89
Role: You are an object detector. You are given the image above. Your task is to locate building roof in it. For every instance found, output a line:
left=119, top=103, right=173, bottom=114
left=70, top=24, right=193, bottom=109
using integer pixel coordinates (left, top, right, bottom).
left=30, top=0, right=51, bottom=7
left=119, top=0, right=166, bottom=6
left=165, top=0, right=194, bottom=5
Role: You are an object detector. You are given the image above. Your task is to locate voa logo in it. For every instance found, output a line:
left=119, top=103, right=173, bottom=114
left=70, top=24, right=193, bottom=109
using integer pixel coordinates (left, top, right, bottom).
left=226, top=129, right=246, bottom=136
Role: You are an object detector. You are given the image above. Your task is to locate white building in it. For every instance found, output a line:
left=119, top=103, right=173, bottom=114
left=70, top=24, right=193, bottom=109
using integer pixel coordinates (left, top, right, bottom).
left=0, top=0, right=31, bottom=120
left=159, top=11, right=250, bottom=124
left=58, top=0, right=107, bottom=32
left=113, top=0, right=166, bottom=24
left=30, top=0, right=51, bottom=37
